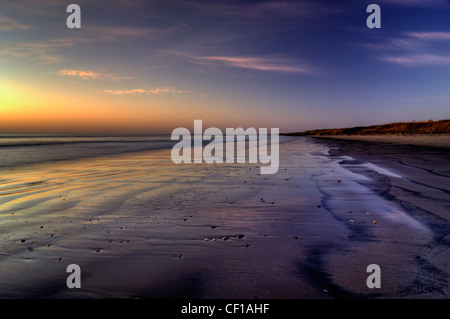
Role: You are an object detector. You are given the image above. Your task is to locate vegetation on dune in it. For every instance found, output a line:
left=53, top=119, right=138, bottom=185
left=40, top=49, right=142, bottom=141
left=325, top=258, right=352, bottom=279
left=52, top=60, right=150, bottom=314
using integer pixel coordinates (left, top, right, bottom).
left=283, top=119, right=450, bottom=136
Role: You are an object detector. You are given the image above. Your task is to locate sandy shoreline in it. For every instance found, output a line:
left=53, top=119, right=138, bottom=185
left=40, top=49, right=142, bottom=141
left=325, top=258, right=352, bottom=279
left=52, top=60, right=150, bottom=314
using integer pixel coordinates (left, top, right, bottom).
left=0, top=136, right=449, bottom=298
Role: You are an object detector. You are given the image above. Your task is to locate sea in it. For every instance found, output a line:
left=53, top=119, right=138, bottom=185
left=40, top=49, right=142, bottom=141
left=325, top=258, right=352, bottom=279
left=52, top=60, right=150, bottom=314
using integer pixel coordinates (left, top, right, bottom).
left=0, top=134, right=175, bottom=169
left=0, top=133, right=289, bottom=169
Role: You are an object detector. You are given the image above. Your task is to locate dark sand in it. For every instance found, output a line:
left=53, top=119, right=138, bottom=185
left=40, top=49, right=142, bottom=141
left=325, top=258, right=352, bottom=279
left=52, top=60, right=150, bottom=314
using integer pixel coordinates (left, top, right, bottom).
left=311, top=135, right=450, bottom=298
left=0, top=136, right=449, bottom=298
left=311, top=134, right=450, bottom=148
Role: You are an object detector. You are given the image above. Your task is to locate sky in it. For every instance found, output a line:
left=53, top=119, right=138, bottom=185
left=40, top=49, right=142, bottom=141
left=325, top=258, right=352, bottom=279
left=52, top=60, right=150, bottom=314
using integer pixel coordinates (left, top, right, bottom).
left=0, top=0, right=449, bottom=134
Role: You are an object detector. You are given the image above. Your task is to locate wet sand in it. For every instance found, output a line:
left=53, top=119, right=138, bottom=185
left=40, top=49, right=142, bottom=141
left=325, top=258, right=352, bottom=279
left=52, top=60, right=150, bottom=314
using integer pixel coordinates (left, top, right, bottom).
left=311, top=134, right=450, bottom=148
left=311, top=135, right=450, bottom=298
left=0, top=137, right=449, bottom=298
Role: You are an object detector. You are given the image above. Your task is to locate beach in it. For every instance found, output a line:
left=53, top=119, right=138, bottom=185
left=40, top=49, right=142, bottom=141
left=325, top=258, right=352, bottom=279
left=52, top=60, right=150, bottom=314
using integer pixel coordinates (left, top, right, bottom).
left=0, top=135, right=449, bottom=299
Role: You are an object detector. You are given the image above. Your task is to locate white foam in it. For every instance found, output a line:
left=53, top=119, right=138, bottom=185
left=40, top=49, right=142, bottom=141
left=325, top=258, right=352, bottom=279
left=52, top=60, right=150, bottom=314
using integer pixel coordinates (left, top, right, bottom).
left=362, top=162, right=403, bottom=179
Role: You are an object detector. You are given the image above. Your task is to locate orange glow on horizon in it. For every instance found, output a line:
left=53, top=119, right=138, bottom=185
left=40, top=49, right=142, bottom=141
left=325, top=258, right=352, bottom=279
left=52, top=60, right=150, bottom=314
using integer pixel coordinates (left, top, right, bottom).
left=1, top=77, right=281, bottom=134
left=0, top=80, right=212, bottom=133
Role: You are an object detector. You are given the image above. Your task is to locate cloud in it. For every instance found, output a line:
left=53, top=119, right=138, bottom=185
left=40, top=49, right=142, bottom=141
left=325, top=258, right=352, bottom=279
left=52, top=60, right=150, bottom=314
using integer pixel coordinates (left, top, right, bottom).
left=59, top=69, right=130, bottom=81
left=191, top=55, right=318, bottom=74
left=0, top=24, right=160, bottom=63
left=59, top=69, right=102, bottom=80
left=364, top=31, right=450, bottom=67
left=0, top=39, right=74, bottom=62
left=378, top=0, right=450, bottom=8
left=379, top=54, right=450, bottom=66
left=362, top=32, right=450, bottom=53
left=0, top=15, right=29, bottom=31
left=407, top=31, right=450, bottom=41
left=362, top=38, right=421, bottom=52
left=104, top=88, right=191, bottom=95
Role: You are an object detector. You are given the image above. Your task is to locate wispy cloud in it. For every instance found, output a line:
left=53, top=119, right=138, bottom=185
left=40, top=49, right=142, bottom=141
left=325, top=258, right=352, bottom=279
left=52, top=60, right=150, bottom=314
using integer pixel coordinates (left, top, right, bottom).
left=407, top=31, right=450, bottom=41
left=191, top=55, right=318, bottom=74
left=59, top=69, right=130, bottom=81
left=0, top=39, right=74, bottom=62
left=363, top=31, right=450, bottom=52
left=364, top=31, right=450, bottom=67
left=362, top=38, right=421, bottom=52
left=0, top=15, right=29, bottom=31
left=378, top=0, right=450, bottom=8
left=104, top=88, right=191, bottom=95
left=379, top=54, right=450, bottom=66
left=0, top=25, right=159, bottom=63
left=59, top=69, right=103, bottom=80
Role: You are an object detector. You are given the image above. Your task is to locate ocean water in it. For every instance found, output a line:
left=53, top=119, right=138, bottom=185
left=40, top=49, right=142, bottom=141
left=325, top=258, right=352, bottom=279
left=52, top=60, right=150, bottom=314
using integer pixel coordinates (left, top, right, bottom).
left=0, top=134, right=175, bottom=168
left=0, top=133, right=289, bottom=169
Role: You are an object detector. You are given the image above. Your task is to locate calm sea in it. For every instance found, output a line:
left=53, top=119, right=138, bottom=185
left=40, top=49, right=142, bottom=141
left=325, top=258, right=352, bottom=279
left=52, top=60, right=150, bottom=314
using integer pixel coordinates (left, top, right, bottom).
left=0, top=134, right=174, bottom=168
left=0, top=133, right=291, bottom=169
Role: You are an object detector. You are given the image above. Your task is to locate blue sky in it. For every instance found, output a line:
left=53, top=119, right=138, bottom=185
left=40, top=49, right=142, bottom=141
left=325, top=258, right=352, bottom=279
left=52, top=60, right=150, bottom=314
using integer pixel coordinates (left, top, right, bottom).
left=1, top=0, right=449, bottom=133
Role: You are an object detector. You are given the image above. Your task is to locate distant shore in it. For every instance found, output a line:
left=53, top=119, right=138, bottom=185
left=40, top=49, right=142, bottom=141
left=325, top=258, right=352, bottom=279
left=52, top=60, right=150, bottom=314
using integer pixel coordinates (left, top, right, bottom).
left=282, top=119, right=450, bottom=138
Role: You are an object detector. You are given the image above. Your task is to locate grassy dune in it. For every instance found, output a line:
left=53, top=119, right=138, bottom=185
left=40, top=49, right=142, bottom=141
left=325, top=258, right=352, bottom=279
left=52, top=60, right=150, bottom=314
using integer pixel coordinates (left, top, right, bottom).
left=283, top=119, right=450, bottom=136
